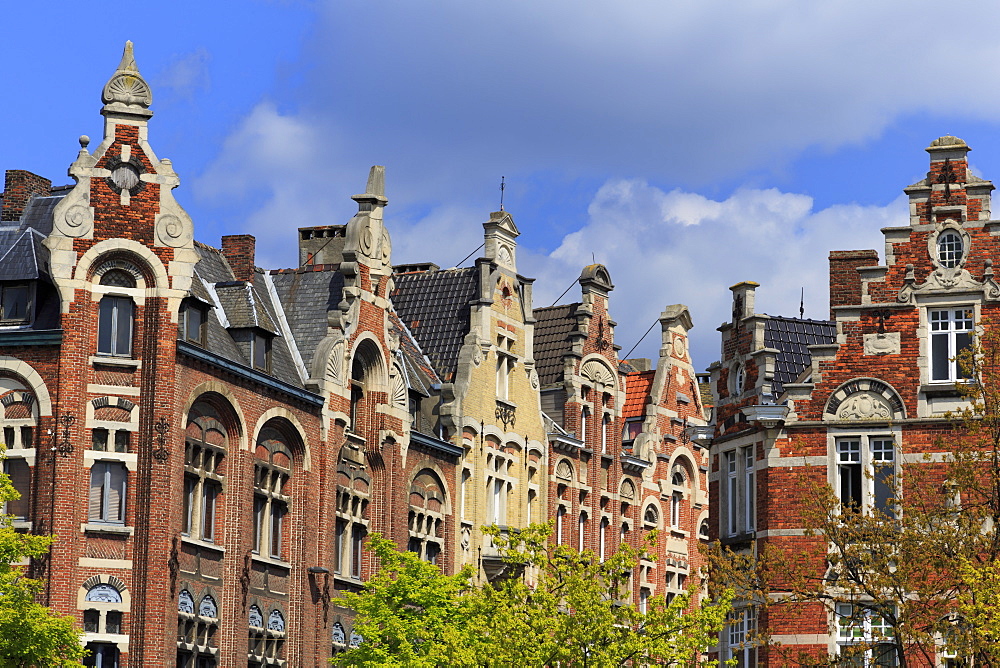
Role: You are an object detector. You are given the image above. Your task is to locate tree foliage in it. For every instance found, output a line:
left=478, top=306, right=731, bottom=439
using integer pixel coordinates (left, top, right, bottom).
left=0, top=456, right=85, bottom=667
left=705, top=317, right=1000, bottom=667
left=335, top=525, right=732, bottom=667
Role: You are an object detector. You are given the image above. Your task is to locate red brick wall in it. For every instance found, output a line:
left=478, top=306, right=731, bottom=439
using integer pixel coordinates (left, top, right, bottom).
left=2, top=169, right=51, bottom=221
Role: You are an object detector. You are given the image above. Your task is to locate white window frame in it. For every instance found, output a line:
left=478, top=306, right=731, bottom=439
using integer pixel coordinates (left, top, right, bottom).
left=89, top=461, right=127, bottom=524
left=743, top=446, right=755, bottom=532
left=836, top=603, right=897, bottom=666
left=929, top=307, right=973, bottom=383
left=726, top=607, right=757, bottom=667
left=97, top=295, right=134, bottom=358
left=726, top=451, right=738, bottom=536
left=835, top=435, right=897, bottom=516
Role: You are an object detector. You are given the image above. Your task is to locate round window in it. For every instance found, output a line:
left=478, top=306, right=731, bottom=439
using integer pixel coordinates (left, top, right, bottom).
left=937, top=230, right=964, bottom=268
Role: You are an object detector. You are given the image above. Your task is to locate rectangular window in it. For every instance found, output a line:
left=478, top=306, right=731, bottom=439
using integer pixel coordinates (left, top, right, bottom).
left=182, top=476, right=195, bottom=535
left=251, top=332, right=271, bottom=372
left=97, top=296, right=134, bottom=357
left=837, top=603, right=897, bottom=666
left=270, top=501, right=285, bottom=559
left=837, top=439, right=863, bottom=512
left=114, top=431, right=130, bottom=453
left=20, top=426, right=32, bottom=448
left=425, top=541, right=440, bottom=565
left=201, top=482, right=218, bottom=541
left=726, top=451, right=738, bottom=536
left=2, top=458, right=31, bottom=520
left=89, top=462, right=126, bottom=524
left=252, top=495, right=265, bottom=553
left=728, top=608, right=757, bottom=667
left=183, top=303, right=206, bottom=345
left=91, top=429, right=109, bottom=451
left=351, top=523, right=366, bottom=578
left=3, top=427, right=13, bottom=449
left=671, top=492, right=682, bottom=529
left=872, top=438, right=896, bottom=517
left=334, top=518, right=347, bottom=574
left=743, top=446, right=755, bottom=531
left=0, top=283, right=30, bottom=323
left=930, top=308, right=974, bottom=382
left=837, top=437, right=896, bottom=516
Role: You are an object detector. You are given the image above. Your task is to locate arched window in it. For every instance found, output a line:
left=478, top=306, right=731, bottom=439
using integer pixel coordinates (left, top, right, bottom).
left=556, top=506, right=566, bottom=545
left=671, top=471, right=686, bottom=529
left=82, top=580, right=126, bottom=665
left=254, top=428, right=293, bottom=561
left=1, top=379, right=36, bottom=522
left=335, top=451, right=370, bottom=579
left=408, top=470, right=447, bottom=564
left=248, top=607, right=286, bottom=666
left=644, top=504, right=660, bottom=529
left=601, top=414, right=611, bottom=454
left=97, top=269, right=136, bottom=358
left=183, top=404, right=228, bottom=543
left=176, top=589, right=218, bottom=667
left=578, top=512, right=587, bottom=552
left=349, top=341, right=385, bottom=436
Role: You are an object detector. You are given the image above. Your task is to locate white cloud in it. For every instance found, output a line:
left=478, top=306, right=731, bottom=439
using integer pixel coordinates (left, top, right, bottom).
left=521, top=180, right=907, bottom=369
left=153, top=48, right=211, bottom=101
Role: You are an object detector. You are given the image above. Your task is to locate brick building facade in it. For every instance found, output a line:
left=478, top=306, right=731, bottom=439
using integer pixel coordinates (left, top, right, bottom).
left=0, top=43, right=709, bottom=666
left=705, top=135, right=999, bottom=665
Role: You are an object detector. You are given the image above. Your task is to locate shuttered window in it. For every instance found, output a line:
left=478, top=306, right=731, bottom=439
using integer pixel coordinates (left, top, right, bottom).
left=89, top=462, right=126, bottom=524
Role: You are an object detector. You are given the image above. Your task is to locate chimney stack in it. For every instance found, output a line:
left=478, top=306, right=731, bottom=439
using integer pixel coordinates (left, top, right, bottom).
left=829, top=250, right=878, bottom=317
left=2, top=170, right=51, bottom=222
left=221, top=235, right=257, bottom=282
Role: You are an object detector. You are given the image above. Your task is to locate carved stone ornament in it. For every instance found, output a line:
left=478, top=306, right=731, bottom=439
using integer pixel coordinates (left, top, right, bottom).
left=102, top=42, right=152, bottom=109
left=672, top=335, right=686, bottom=358
left=461, top=526, right=471, bottom=551
left=529, top=368, right=539, bottom=389
left=326, top=341, right=345, bottom=386
left=581, top=359, right=615, bottom=389
left=390, top=368, right=407, bottom=408
left=863, top=332, right=901, bottom=356
left=472, top=346, right=483, bottom=366
left=156, top=213, right=192, bottom=248
left=497, top=244, right=513, bottom=267
left=825, top=378, right=905, bottom=421
left=61, top=204, right=94, bottom=237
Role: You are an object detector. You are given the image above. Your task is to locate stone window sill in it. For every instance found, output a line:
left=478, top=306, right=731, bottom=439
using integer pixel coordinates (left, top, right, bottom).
left=90, top=355, right=142, bottom=369
left=181, top=535, right=225, bottom=554
left=82, top=523, right=133, bottom=536
left=251, top=552, right=291, bottom=571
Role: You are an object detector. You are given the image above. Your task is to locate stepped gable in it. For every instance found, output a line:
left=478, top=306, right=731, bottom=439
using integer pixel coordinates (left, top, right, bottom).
left=532, top=303, right=579, bottom=387
left=762, top=316, right=836, bottom=396
left=268, top=265, right=344, bottom=373
left=622, top=369, right=656, bottom=417
left=390, top=267, right=478, bottom=381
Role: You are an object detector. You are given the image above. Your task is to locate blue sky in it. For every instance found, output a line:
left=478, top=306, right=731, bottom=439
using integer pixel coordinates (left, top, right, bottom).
left=7, top=1, right=1000, bottom=370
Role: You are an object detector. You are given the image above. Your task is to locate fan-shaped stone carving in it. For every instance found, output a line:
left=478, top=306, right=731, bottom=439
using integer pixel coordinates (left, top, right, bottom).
left=620, top=479, right=636, bottom=501
left=555, top=459, right=573, bottom=480
left=326, top=341, right=345, bottom=386
left=390, top=367, right=407, bottom=408
left=582, top=359, right=615, bottom=389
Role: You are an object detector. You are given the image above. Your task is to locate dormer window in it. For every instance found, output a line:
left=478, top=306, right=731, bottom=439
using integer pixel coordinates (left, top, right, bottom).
left=937, top=230, right=964, bottom=268
left=0, top=283, right=31, bottom=324
left=181, top=300, right=207, bottom=346
left=251, top=331, right=271, bottom=372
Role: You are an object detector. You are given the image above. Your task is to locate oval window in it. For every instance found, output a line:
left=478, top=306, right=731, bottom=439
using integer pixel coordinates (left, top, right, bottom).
left=937, top=230, right=964, bottom=268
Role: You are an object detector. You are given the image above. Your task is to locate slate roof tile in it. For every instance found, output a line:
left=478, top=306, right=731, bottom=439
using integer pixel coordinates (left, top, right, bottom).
left=269, top=267, right=344, bottom=374
left=532, top=304, right=579, bottom=387
left=391, top=268, right=478, bottom=381
left=762, top=316, right=836, bottom=396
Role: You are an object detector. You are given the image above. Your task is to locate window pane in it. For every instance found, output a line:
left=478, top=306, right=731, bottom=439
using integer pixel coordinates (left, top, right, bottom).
left=426, top=541, right=440, bottom=565
left=352, top=524, right=365, bottom=578
left=202, top=483, right=217, bottom=541
left=91, top=429, right=108, bottom=451
left=105, top=610, right=122, bottom=635
left=114, top=298, right=133, bottom=356
left=185, top=305, right=203, bottom=343
left=335, top=518, right=346, bottom=574
left=182, top=476, right=195, bottom=535
left=98, top=298, right=116, bottom=354
left=3, top=459, right=31, bottom=519
left=253, top=495, right=265, bottom=552
left=1, top=284, right=29, bottom=320
left=2, top=427, right=12, bottom=448
left=270, top=502, right=285, bottom=558
left=956, top=332, right=973, bottom=378
left=20, top=426, right=32, bottom=448
left=114, top=431, right=130, bottom=453
left=107, top=464, right=126, bottom=523
left=89, top=464, right=106, bottom=522
left=83, top=609, right=100, bottom=633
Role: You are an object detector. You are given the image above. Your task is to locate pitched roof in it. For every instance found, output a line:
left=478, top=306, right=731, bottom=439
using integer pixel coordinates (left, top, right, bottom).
left=268, top=266, right=344, bottom=375
left=389, top=309, right=440, bottom=396
left=532, top=303, right=579, bottom=387
left=0, top=228, right=48, bottom=280
left=762, top=316, right=836, bottom=396
left=623, top=370, right=655, bottom=418
left=391, top=268, right=478, bottom=381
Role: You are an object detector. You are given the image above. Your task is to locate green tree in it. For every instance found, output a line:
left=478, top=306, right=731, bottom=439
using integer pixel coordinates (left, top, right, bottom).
left=0, top=456, right=85, bottom=667
left=335, top=525, right=732, bottom=667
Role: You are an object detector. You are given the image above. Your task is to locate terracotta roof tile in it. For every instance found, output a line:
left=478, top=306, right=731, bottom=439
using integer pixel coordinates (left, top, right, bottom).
left=623, top=370, right=656, bottom=417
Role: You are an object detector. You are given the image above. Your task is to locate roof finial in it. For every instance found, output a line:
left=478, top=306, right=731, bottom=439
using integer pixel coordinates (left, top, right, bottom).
left=102, top=41, right=152, bottom=111
left=499, top=176, right=506, bottom=211
left=800, top=287, right=805, bottom=319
